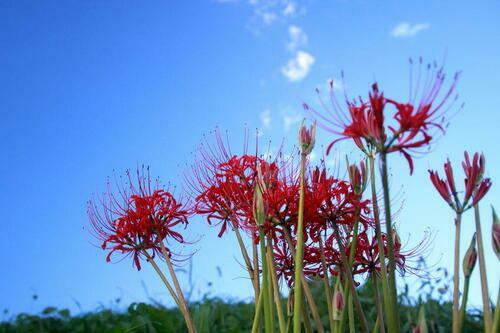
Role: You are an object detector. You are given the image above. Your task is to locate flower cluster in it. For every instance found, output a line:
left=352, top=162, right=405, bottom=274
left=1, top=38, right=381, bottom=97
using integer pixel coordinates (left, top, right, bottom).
left=87, top=167, right=189, bottom=270
left=429, top=151, right=492, bottom=212
left=306, top=59, right=461, bottom=173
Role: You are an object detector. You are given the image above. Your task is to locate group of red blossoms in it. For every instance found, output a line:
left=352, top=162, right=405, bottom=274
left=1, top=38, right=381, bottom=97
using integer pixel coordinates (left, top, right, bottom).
left=87, top=143, right=426, bottom=289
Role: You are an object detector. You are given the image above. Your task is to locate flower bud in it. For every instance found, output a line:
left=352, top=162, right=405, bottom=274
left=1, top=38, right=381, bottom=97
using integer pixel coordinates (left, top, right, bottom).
left=298, top=120, right=316, bottom=154
left=392, top=229, right=401, bottom=249
left=462, top=233, right=477, bottom=277
left=347, top=158, right=368, bottom=196
left=412, top=305, right=428, bottom=333
left=492, top=207, right=500, bottom=260
left=332, top=283, right=344, bottom=320
left=253, top=179, right=267, bottom=226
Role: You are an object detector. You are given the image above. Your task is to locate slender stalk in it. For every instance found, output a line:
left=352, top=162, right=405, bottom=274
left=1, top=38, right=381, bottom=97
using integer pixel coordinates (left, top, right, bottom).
left=372, top=273, right=386, bottom=333
left=368, top=154, right=392, bottom=331
left=159, top=242, right=197, bottom=333
left=348, top=297, right=355, bottom=333
left=373, top=316, right=380, bottom=333
left=144, top=252, right=195, bottom=333
left=333, top=223, right=370, bottom=333
left=283, top=226, right=324, bottom=332
left=252, top=288, right=265, bottom=333
left=233, top=222, right=258, bottom=296
left=319, top=236, right=335, bottom=333
left=293, top=151, right=308, bottom=333
left=452, top=213, right=462, bottom=333
left=301, top=298, right=313, bottom=333
left=458, top=275, right=471, bottom=331
left=493, top=288, right=499, bottom=333
left=267, top=235, right=287, bottom=333
left=253, top=235, right=261, bottom=301
left=473, top=204, right=493, bottom=332
left=259, top=228, right=273, bottom=333
left=379, top=151, right=400, bottom=332
left=143, top=252, right=181, bottom=308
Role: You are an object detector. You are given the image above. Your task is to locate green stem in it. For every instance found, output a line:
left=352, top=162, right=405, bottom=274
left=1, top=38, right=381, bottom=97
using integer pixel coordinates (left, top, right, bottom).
left=473, top=204, right=493, bottom=332
left=293, top=152, right=308, bottom=333
left=252, top=288, right=265, bottom=333
left=379, top=151, right=400, bottom=332
left=283, top=225, right=324, bottom=332
left=492, top=288, right=499, bottom=333
left=267, top=235, right=286, bottom=333
left=319, top=236, right=335, bottom=333
left=233, top=222, right=258, bottom=298
left=458, top=276, right=471, bottom=331
left=372, top=273, right=386, bottom=333
left=333, top=223, right=370, bottom=333
left=369, top=154, right=392, bottom=332
left=159, top=243, right=197, bottom=333
left=452, top=213, right=462, bottom=333
left=259, top=227, right=273, bottom=333
left=348, top=297, right=355, bottom=333
left=302, top=298, right=313, bottom=333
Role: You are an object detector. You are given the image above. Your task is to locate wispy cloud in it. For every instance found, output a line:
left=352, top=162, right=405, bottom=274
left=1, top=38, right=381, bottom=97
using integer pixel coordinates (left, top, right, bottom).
left=216, top=0, right=301, bottom=32
left=287, top=25, right=308, bottom=51
left=282, top=110, right=302, bottom=132
left=281, top=51, right=315, bottom=82
left=260, top=109, right=272, bottom=128
left=390, top=22, right=430, bottom=38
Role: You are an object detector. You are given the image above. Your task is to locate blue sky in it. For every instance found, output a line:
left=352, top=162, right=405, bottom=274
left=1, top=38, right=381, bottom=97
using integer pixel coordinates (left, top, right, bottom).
left=1, top=0, right=499, bottom=316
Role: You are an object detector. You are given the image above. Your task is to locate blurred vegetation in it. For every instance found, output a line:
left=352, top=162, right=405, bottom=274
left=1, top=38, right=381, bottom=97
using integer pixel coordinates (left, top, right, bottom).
left=1, top=260, right=487, bottom=332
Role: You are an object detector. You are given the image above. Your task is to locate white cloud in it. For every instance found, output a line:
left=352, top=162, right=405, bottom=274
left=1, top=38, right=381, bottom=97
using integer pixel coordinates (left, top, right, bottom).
left=282, top=112, right=302, bottom=132
left=218, top=0, right=301, bottom=32
left=390, top=22, right=430, bottom=38
left=260, top=109, right=272, bottom=128
left=283, top=1, right=296, bottom=16
left=281, top=51, right=315, bottom=82
left=287, top=25, right=308, bottom=51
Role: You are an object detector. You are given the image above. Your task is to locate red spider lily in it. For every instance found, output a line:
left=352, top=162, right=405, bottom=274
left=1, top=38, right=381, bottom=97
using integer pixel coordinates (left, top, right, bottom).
left=190, top=130, right=299, bottom=239
left=87, top=167, right=189, bottom=270
left=352, top=228, right=432, bottom=277
left=306, top=59, right=461, bottom=174
left=305, top=166, right=370, bottom=242
left=429, top=151, right=492, bottom=212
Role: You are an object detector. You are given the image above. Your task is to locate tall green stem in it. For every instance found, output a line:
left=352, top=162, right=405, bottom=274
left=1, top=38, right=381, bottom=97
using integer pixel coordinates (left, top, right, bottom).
left=319, top=236, right=335, bottom=333
left=379, top=151, right=400, bottom=332
left=259, top=227, right=273, bottom=333
left=458, top=275, right=471, bottom=331
left=473, top=204, right=493, bottom=332
left=372, top=273, right=386, bottom=333
left=492, top=288, right=499, bottom=333
left=159, top=243, right=197, bottom=333
left=452, top=213, right=462, bottom=333
left=333, top=223, right=370, bottom=333
left=293, top=152, right=308, bottom=333
left=369, top=154, right=392, bottom=332
left=267, top=235, right=286, bottom=333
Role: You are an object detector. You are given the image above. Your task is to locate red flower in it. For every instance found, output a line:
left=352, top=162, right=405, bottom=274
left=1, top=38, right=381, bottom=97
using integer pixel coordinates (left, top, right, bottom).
left=87, top=167, right=189, bottom=270
left=307, top=59, right=461, bottom=174
left=429, top=151, right=492, bottom=212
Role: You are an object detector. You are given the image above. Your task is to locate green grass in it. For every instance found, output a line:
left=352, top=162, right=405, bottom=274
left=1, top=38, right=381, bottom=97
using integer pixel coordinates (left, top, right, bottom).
left=1, top=279, right=486, bottom=333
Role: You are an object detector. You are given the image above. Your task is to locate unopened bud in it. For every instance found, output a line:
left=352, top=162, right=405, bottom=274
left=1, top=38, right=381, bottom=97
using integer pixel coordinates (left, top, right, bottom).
left=347, top=158, right=368, bottom=196
left=392, top=229, right=401, bottom=249
left=298, top=120, right=316, bottom=155
left=253, top=181, right=267, bottom=226
left=492, top=207, right=500, bottom=260
left=462, top=233, right=477, bottom=277
left=412, top=305, right=428, bottom=333
left=332, top=283, right=344, bottom=320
